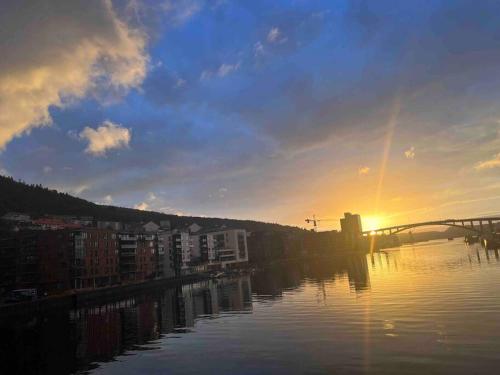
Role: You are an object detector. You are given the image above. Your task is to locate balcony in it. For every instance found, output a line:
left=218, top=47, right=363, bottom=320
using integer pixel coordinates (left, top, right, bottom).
left=120, top=251, right=136, bottom=256
left=120, top=244, right=137, bottom=249
left=120, top=235, right=138, bottom=241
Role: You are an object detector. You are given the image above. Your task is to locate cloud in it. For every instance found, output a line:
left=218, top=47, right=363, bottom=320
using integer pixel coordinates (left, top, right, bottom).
left=197, top=1, right=500, bottom=155
left=404, top=146, right=416, bottom=159
left=0, top=0, right=148, bottom=149
left=254, top=41, right=265, bottom=57
left=200, top=70, right=213, bottom=81
left=475, top=153, right=500, bottom=170
left=217, top=62, right=240, bottom=77
left=133, top=191, right=158, bottom=211
left=267, top=27, right=287, bottom=44
left=43, top=166, right=52, bottom=174
left=175, top=78, right=186, bottom=88
left=358, top=166, right=370, bottom=175
left=103, top=195, right=113, bottom=204
left=201, top=62, right=240, bottom=80
left=134, top=201, right=150, bottom=210
left=161, top=0, right=201, bottom=26
left=79, top=121, right=131, bottom=156
left=71, top=184, right=90, bottom=195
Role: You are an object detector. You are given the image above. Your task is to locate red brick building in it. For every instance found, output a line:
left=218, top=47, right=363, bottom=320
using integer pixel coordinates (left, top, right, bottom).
left=73, top=228, right=120, bottom=289
left=118, top=233, right=158, bottom=283
left=136, top=234, right=157, bottom=281
left=37, top=230, right=73, bottom=293
left=0, top=230, right=72, bottom=294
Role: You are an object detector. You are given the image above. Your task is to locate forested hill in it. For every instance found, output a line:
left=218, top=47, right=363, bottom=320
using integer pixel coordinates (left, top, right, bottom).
left=0, top=176, right=300, bottom=233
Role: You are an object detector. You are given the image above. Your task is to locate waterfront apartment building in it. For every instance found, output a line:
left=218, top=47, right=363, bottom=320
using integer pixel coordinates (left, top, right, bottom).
left=118, top=232, right=165, bottom=282
left=72, top=229, right=120, bottom=289
left=158, top=231, right=178, bottom=278
left=169, top=230, right=192, bottom=275
left=197, top=229, right=248, bottom=269
left=136, top=233, right=158, bottom=281
left=159, top=228, right=249, bottom=275
left=0, top=220, right=249, bottom=297
left=0, top=230, right=73, bottom=293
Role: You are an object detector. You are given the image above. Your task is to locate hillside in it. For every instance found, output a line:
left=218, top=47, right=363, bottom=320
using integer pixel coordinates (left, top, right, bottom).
left=0, top=176, right=300, bottom=233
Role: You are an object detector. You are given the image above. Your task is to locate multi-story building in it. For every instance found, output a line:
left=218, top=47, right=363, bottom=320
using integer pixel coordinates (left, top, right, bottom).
left=142, top=221, right=160, bottom=233
left=0, top=230, right=73, bottom=294
left=158, top=231, right=177, bottom=278
left=37, top=230, right=73, bottom=292
left=118, top=232, right=161, bottom=282
left=199, top=233, right=215, bottom=262
left=162, top=228, right=249, bottom=275
left=0, top=220, right=250, bottom=298
left=171, top=230, right=191, bottom=275
left=72, top=228, right=120, bottom=289
left=161, top=229, right=248, bottom=275
left=136, top=233, right=157, bottom=281
left=118, top=233, right=138, bottom=282
left=340, top=212, right=363, bottom=249
left=0, top=232, right=18, bottom=292
left=197, top=229, right=248, bottom=270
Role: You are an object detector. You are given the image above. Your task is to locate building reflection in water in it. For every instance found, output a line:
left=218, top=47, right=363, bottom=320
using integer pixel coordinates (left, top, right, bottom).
left=0, top=276, right=253, bottom=374
left=250, top=254, right=371, bottom=299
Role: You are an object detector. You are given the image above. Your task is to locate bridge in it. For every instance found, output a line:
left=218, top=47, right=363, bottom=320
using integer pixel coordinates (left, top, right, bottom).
left=362, top=217, right=500, bottom=236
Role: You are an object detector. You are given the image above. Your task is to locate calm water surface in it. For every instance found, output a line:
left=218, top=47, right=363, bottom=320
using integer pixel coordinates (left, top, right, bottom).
left=2, top=240, right=500, bottom=374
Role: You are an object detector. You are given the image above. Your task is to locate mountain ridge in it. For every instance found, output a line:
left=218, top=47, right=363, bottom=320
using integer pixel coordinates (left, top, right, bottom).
left=0, top=175, right=301, bottom=233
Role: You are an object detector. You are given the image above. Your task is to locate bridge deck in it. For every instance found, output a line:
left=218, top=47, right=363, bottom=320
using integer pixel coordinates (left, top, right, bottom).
left=363, top=217, right=500, bottom=235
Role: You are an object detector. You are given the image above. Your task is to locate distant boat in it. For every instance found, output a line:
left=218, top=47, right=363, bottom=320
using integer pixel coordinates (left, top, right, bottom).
left=448, top=237, right=454, bottom=241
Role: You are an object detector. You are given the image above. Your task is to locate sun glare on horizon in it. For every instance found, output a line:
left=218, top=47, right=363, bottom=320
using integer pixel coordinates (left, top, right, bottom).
left=362, top=216, right=385, bottom=232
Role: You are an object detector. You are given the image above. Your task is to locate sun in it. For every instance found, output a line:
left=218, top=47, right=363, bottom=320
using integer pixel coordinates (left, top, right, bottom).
left=362, top=216, right=385, bottom=232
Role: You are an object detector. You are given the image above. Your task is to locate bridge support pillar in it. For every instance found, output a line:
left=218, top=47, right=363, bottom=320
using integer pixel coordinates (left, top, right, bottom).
left=488, top=220, right=494, bottom=233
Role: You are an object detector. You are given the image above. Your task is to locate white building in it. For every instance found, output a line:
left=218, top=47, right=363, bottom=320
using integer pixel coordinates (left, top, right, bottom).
left=199, top=229, right=248, bottom=269
left=188, top=223, right=202, bottom=233
left=143, top=221, right=160, bottom=233
left=160, top=227, right=249, bottom=275
left=159, top=229, right=192, bottom=274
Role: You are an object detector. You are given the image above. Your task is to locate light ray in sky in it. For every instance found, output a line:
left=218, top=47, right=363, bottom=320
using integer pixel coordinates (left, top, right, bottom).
left=373, top=97, right=402, bottom=217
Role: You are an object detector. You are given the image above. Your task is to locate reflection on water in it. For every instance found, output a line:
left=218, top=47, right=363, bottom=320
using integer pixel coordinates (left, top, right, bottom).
left=2, top=240, right=500, bottom=374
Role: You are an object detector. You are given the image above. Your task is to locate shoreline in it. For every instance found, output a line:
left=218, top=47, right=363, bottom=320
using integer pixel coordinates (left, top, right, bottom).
left=0, top=248, right=397, bottom=317
left=0, top=272, right=213, bottom=318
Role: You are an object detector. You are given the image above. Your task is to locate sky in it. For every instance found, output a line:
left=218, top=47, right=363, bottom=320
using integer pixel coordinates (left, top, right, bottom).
left=1, top=0, right=500, bottom=231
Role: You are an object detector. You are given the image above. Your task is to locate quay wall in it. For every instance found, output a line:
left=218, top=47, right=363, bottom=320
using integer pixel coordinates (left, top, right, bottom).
left=0, top=273, right=211, bottom=318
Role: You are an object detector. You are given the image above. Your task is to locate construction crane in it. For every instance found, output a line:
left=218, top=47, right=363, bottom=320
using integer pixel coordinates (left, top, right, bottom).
left=305, top=215, right=337, bottom=231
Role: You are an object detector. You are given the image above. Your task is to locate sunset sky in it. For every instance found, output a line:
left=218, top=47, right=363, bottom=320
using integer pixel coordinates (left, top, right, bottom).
left=1, top=0, right=500, bottom=231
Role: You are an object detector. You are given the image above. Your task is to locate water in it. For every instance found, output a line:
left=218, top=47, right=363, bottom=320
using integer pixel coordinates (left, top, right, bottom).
left=2, top=240, right=500, bottom=374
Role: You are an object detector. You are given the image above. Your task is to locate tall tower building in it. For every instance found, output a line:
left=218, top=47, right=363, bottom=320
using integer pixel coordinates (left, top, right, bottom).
left=340, top=212, right=363, bottom=249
